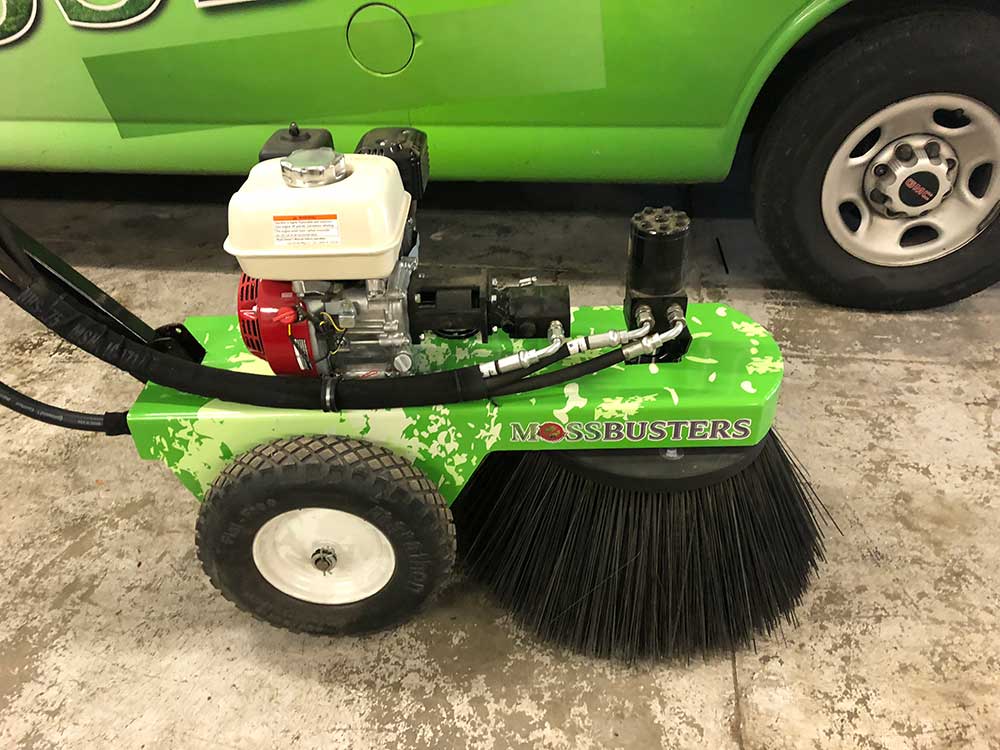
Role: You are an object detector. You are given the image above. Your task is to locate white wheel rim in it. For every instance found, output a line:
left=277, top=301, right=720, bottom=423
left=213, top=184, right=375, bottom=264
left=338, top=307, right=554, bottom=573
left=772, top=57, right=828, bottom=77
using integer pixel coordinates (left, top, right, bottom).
left=822, top=93, right=1000, bottom=267
left=252, top=508, right=396, bottom=605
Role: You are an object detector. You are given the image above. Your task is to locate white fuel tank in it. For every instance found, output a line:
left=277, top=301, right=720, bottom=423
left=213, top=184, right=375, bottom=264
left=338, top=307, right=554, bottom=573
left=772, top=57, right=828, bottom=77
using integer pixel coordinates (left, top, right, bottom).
left=224, top=149, right=411, bottom=281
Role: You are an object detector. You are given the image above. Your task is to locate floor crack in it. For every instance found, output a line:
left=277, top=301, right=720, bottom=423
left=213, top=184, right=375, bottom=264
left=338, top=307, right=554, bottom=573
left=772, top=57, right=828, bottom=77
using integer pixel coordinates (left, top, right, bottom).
left=730, top=650, right=747, bottom=750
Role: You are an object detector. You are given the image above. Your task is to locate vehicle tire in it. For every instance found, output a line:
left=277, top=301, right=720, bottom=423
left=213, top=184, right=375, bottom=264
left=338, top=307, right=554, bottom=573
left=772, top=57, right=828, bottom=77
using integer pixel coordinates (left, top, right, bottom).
left=753, top=8, right=1000, bottom=310
left=196, top=436, right=456, bottom=635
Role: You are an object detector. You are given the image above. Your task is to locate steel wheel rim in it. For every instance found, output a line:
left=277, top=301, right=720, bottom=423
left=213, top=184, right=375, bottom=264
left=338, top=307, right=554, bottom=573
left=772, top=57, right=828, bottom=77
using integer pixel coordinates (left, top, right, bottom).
left=252, top=508, right=396, bottom=605
left=822, top=94, right=1000, bottom=267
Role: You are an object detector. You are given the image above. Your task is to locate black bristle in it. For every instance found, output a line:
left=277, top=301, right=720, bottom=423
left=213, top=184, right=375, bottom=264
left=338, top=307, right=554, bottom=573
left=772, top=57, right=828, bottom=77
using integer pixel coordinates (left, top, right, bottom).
left=452, top=430, right=830, bottom=661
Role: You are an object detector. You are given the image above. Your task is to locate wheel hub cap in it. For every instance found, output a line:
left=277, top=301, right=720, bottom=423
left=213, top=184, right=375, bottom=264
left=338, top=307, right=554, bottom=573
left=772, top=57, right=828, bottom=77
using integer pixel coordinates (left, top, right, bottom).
left=252, top=508, right=396, bottom=605
left=821, top=93, right=1000, bottom=267
left=864, top=136, right=958, bottom=219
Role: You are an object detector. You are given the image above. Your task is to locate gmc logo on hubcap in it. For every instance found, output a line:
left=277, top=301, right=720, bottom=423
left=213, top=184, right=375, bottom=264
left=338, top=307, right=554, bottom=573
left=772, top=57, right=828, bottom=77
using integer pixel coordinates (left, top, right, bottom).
left=903, top=176, right=936, bottom=204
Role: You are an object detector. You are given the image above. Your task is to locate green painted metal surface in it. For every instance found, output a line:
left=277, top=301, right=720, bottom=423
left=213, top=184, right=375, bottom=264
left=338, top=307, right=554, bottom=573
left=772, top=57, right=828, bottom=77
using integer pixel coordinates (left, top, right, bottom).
left=0, top=0, right=853, bottom=179
left=128, top=304, right=784, bottom=503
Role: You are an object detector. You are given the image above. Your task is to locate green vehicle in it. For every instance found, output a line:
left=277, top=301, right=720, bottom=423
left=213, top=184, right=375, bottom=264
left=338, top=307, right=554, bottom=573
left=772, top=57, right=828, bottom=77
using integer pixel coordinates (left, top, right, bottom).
left=3, top=0, right=999, bottom=309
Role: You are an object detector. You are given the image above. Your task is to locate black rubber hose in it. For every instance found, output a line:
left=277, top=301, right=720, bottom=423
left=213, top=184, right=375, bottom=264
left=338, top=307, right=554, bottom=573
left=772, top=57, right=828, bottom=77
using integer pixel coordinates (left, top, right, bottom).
left=0, top=380, right=130, bottom=435
left=11, top=282, right=621, bottom=412
left=0, top=219, right=40, bottom=284
left=332, top=345, right=579, bottom=409
left=486, top=344, right=571, bottom=388
left=0, top=274, right=20, bottom=299
left=12, top=282, right=495, bottom=409
left=0, top=248, right=31, bottom=290
left=489, top=347, right=627, bottom=397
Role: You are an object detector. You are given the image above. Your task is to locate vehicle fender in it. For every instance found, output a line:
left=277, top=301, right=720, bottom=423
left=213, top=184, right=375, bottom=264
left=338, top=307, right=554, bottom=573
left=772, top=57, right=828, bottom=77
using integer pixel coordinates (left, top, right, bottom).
left=723, top=0, right=855, bottom=161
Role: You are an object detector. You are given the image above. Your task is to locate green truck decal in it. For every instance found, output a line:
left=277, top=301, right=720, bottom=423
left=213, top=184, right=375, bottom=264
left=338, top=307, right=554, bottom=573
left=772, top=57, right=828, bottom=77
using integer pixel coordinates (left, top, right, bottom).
left=53, top=0, right=161, bottom=29
left=1, top=0, right=257, bottom=41
left=0, top=0, right=36, bottom=45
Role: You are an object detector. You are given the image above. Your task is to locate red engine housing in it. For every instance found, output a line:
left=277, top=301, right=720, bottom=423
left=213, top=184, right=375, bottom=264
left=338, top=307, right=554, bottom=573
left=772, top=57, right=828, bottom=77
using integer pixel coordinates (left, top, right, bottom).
left=237, top=274, right=319, bottom=376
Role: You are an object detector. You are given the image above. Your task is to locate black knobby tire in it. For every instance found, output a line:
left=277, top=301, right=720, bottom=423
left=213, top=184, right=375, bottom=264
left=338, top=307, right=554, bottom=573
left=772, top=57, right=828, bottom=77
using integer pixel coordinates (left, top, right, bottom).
left=754, top=8, right=1000, bottom=310
left=196, top=436, right=456, bottom=635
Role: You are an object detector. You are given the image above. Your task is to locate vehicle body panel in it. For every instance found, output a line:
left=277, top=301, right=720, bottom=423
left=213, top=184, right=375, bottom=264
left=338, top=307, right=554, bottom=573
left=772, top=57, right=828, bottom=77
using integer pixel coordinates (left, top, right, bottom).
left=0, top=0, right=851, bottom=180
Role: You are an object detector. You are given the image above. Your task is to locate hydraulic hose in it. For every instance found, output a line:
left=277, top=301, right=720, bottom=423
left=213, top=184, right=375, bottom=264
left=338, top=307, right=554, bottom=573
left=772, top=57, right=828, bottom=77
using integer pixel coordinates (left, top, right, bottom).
left=10, top=281, right=621, bottom=412
left=489, top=348, right=627, bottom=398
left=0, top=220, right=39, bottom=287
left=0, top=380, right=129, bottom=435
left=0, top=249, right=31, bottom=291
left=488, top=344, right=570, bottom=388
left=0, top=222, right=623, bottom=413
left=0, top=275, right=20, bottom=300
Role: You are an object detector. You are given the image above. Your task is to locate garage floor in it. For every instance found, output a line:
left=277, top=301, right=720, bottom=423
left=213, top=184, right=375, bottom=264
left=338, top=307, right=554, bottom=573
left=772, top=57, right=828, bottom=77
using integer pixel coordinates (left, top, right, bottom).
left=0, top=179, right=998, bottom=749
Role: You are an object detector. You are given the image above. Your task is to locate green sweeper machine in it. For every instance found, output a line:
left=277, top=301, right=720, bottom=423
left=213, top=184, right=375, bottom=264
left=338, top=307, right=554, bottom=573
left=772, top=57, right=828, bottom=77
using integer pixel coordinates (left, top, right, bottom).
left=0, top=127, right=829, bottom=660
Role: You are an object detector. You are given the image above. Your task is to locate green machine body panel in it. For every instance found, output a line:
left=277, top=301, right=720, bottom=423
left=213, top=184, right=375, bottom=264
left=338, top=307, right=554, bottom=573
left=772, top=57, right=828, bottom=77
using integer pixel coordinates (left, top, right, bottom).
left=128, top=304, right=784, bottom=502
left=0, top=0, right=852, bottom=180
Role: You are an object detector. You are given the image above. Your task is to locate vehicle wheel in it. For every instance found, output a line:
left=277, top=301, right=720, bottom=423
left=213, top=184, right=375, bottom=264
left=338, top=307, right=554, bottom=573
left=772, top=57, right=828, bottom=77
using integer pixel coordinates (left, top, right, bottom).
left=753, top=9, right=1000, bottom=310
left=196, top=436, right=455, bottom=635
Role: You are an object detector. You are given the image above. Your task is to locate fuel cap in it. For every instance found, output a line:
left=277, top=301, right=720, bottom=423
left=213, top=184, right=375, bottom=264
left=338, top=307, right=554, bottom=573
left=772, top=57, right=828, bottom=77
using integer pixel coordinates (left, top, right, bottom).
left=280, top=147, right=349, bottom=188
left=347, top=4, right=415, bottom=75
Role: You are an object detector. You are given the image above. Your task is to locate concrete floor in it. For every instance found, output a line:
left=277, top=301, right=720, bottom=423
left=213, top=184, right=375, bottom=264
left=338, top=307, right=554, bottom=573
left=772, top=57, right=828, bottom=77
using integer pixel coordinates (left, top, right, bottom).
left=0, top=179, right=998, bottom=749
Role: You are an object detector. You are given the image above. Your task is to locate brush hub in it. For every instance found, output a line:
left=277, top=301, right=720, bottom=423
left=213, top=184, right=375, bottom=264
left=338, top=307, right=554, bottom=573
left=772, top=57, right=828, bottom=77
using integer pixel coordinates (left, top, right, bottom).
left=551, top=441, right=766, bottom=491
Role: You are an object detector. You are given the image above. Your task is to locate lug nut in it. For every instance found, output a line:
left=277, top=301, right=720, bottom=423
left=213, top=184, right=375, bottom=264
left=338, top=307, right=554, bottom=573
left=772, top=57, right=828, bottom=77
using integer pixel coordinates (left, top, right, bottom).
left=926, top=141, right=941, bottom=159
left=895, top=144, right=915, bottom=162
left=947, top=158, right=958, bottom=170
left=873, top=164, right=889, bottom=177
left=311, top=547, right=337, bottom=573
left=870, top=189, right=888, bottom=204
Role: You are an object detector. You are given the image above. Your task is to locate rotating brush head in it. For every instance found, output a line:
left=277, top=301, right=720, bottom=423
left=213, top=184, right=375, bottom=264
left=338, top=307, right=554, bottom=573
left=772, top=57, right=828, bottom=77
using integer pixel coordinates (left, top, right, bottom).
left=452, top=430, right=831, bottom=661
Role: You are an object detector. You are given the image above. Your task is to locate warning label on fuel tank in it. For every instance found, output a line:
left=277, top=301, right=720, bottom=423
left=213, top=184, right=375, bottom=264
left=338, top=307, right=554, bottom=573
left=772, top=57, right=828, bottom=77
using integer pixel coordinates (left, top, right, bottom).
left=272, top=214, right=341, bottom=245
